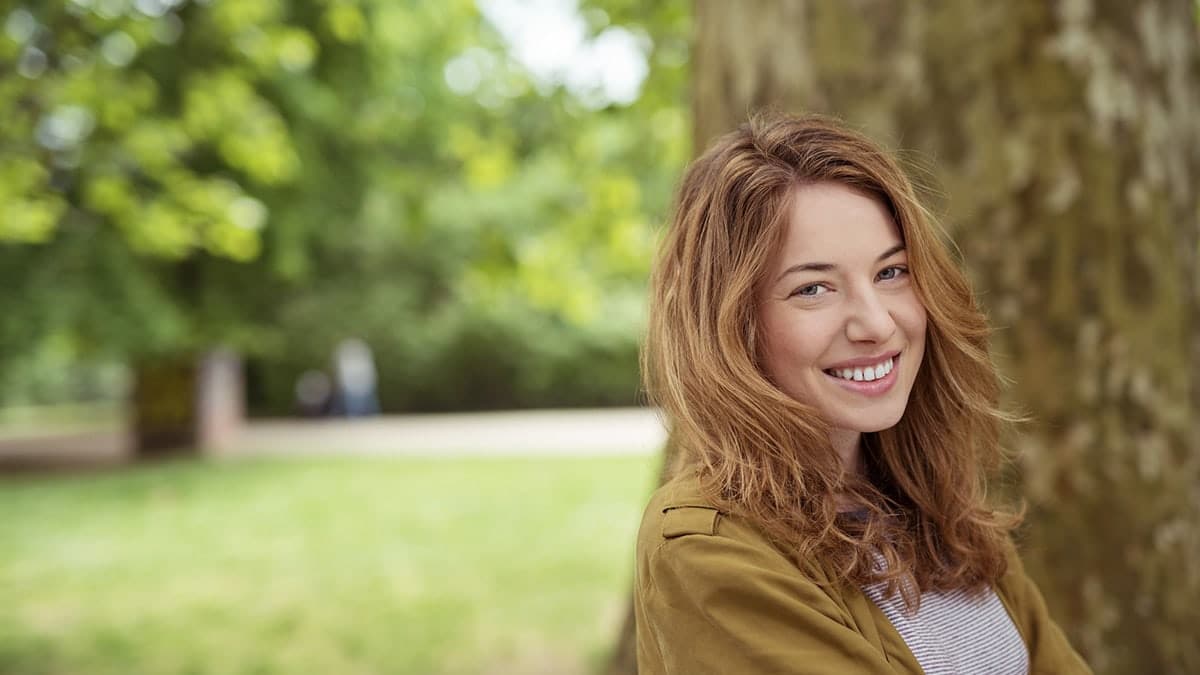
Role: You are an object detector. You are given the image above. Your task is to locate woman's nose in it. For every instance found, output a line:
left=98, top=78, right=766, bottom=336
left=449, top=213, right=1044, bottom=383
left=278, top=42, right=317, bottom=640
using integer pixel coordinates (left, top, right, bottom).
left=845, top=290, right=897, bottom=343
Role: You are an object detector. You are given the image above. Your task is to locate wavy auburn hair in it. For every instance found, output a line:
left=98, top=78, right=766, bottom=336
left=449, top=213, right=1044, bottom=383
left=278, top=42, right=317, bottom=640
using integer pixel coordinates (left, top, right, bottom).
left=643, top=112, right=1021, bottom=607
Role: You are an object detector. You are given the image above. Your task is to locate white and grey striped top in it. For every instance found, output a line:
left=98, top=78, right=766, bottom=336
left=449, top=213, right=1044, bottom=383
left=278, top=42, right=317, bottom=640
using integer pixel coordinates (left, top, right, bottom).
left=862, top=571, right=1029, bottom=674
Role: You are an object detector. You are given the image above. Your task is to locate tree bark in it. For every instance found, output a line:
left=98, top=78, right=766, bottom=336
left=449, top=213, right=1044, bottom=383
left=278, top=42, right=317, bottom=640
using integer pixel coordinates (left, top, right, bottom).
left=611, top=1, right=1200, bottom=673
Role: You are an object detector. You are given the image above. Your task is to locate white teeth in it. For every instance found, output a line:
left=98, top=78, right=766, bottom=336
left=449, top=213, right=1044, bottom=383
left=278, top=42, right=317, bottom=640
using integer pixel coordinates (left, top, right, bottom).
left=826, top=357, right=894, bottom=382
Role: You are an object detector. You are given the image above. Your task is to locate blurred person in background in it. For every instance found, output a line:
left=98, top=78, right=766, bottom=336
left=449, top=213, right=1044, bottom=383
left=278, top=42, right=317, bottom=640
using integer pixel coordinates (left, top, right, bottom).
left=294, top=369, right=333, bottom=417
left=633, top=113, right=1092, bottom=674
left=332, top=338, right=380, bottom=417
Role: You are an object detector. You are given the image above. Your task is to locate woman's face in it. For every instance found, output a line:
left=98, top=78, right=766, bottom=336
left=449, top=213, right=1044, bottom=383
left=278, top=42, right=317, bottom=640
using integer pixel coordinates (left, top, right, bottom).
left=758, top=182, right=927, bottom=436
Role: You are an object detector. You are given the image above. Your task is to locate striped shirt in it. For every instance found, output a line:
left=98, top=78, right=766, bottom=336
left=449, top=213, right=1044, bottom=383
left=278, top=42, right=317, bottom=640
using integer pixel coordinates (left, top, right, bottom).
left=863, top=569, right=1030, bottom=674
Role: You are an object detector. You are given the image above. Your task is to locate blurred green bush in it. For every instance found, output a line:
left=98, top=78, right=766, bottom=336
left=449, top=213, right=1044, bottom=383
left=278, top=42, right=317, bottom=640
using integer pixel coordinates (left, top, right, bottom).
left=245, top=298, right=645, bottom=415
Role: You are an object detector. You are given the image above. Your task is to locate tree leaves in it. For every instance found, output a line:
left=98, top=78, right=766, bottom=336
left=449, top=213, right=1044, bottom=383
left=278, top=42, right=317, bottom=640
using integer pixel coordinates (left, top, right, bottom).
left=1, top=0, right=690, bottom=410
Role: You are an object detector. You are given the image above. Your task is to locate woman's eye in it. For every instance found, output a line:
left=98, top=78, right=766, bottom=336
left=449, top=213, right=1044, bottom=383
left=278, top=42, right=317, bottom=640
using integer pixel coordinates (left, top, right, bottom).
left=877, top=265, right=908, bottom=281
left=792, top=283, right=827, bottom=297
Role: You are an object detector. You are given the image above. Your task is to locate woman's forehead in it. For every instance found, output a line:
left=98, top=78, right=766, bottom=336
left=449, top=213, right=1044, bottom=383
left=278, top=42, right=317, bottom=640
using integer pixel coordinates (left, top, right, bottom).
left=777, top=183, right=902, bottom=263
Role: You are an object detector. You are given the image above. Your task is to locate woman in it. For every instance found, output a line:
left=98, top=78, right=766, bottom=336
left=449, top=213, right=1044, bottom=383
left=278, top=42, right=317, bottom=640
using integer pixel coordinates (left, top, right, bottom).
left=634, top=113, right=1091, bottom=674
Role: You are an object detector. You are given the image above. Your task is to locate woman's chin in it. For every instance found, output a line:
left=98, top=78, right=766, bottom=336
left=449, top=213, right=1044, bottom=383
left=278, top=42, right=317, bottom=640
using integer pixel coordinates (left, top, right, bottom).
left=825, top=406, right=906, bottom=435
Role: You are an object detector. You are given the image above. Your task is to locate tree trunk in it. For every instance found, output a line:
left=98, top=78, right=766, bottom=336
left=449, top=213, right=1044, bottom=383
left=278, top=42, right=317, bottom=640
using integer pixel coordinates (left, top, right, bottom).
left=132, top=349, right=244, bottom=457
left=611, top=1, right=1200, bottom=673
left=132, top=355, right=199, bottom=456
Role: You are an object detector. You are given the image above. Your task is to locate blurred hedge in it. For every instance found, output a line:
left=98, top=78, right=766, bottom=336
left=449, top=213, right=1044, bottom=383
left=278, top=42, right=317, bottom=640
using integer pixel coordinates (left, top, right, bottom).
left=245, top=300, right=644, bottom=415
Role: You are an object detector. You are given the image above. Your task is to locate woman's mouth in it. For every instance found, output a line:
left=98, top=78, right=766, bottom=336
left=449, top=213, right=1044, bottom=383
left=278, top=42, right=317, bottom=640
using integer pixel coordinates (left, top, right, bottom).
left=822, top=354, right=900, bottom=396
left=823, top=355, right=894, bottom=382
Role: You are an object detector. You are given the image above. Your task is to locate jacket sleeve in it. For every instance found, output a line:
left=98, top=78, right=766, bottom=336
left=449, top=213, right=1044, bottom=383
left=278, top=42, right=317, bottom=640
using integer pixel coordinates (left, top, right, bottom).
left=999, top=544, right=1094, bottom=675
left=636, top=529, right=896, bottom=675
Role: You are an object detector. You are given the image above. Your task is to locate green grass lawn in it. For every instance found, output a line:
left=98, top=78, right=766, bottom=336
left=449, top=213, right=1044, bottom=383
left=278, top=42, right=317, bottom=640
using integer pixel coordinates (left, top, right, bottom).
left=0, top=454, right=660, bottom=675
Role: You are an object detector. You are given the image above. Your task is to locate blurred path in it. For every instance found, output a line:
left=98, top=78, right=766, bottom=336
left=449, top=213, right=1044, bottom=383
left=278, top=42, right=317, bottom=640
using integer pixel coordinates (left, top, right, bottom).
left=0, top=429, right=133, bottom=472
left=229, top=408, right=666, bottom=458
left=0, top=409, right=666, bottom=470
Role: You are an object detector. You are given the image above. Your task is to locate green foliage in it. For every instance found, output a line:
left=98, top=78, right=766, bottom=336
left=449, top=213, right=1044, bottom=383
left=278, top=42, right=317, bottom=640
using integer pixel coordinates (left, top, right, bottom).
left=0, top=0, right=376, bottom=394
left=0, top=454, right=659, bottom=674
left=0, top=0, right=691, bottom=410
left=1, top=1, right=302, bottom=258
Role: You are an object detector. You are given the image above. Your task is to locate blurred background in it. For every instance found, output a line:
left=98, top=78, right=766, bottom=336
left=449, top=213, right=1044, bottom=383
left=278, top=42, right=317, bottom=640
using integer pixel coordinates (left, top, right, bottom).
left=1, top=0, right=1197, bottom=674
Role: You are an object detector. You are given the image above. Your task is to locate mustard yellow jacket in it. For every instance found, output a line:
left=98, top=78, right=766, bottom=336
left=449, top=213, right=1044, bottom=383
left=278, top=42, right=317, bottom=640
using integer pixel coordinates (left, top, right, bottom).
left=634, top=473, right=1093, bottom=674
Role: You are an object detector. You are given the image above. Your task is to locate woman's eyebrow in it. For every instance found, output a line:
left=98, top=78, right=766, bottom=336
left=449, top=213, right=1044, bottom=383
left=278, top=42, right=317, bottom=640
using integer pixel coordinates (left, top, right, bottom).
left=774, top=243, right=906, bottom=283
left=875, top=243, right=906, bottom=262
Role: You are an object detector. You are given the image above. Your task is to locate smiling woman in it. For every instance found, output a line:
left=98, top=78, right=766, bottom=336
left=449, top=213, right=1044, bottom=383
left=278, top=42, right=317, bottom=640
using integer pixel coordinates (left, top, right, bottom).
left=633, top=113, right=1092, bottom=674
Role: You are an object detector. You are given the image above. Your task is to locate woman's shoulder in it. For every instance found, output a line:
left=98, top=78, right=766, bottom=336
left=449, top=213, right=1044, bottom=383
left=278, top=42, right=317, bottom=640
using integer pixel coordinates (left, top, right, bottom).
left=633, top=472, right=872, bottom=670
left=637, top=471, right=729, bottom=547
left=641, top=470, right=718, bottom=523
left=636, top=471, right=832, bottom=584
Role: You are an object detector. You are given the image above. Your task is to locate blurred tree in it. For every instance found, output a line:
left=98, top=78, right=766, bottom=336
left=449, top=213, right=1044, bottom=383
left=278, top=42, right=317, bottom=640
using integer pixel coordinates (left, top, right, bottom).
left=0, top=0, right=389, bottom=451
left=610, top=1, right=1200, bottom=673
left=242, top=0, right=691, bottom=414
left=0, top=0, right=692, bottom=443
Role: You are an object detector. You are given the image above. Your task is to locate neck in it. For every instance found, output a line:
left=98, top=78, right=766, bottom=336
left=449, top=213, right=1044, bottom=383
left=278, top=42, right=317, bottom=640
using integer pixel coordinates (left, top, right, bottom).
left=830, top=428, right=864, bottom=476
left=831, top=429, right=865, bottom=513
